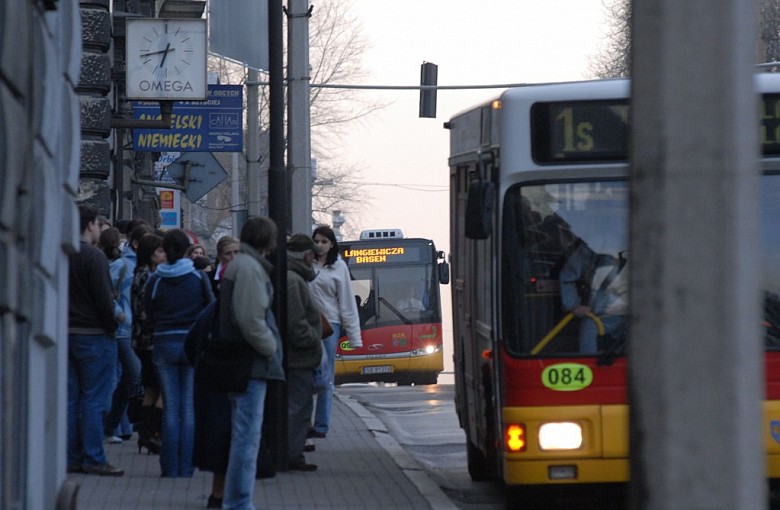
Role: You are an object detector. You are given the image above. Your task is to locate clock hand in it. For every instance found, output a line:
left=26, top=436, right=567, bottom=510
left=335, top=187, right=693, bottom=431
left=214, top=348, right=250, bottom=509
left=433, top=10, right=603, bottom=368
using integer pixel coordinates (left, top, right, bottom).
left=159, top=43, right=172, bottom=68
left=140, top=47, right=176, bottom=58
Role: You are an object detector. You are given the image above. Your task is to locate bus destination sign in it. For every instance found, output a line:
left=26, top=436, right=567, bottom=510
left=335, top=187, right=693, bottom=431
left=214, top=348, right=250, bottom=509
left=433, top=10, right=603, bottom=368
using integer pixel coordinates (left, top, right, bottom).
left=532, top=95, right=780, bottom=164
left=342, top=246, right=421, bottom=265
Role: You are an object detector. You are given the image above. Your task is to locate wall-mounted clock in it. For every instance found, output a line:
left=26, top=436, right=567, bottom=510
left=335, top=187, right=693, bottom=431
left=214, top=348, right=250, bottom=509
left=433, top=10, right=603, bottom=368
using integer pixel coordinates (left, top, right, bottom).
left=126, top=18, right=207, bottom=100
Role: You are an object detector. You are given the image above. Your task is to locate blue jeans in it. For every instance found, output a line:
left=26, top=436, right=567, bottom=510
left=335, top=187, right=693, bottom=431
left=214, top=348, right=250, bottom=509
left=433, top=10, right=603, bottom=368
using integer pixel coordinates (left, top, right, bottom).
left=68, top=334, right=117, bottom=468
left=224, top=379, right=267, bottom=510
left=152, top=338, right=195, bottom=477
left=579, top=315, right=626, bottom=354
left=313, top=323, right=340, bottom=435
left=105, top=336, right=142, bottom=435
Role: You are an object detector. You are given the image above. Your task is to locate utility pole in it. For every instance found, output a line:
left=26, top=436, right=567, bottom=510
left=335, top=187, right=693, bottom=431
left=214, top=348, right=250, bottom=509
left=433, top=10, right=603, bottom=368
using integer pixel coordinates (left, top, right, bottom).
left=246, top=68, right=263, bottom=217
left=631, top=1, right=763, bottom=508
left=287, top=0, right=313, bottom=235
left=266, top=0, right=289, bottom=472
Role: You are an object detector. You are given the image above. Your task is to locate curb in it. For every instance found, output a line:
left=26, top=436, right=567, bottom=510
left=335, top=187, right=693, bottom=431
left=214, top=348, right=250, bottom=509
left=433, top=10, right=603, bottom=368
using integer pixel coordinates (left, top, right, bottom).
left=336, top=392, right=459, bottom=510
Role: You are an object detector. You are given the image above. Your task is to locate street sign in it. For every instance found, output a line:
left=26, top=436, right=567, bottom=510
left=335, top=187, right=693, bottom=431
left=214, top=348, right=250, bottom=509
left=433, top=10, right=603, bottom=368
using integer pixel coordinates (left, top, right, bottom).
left=132, top=84, right=243, bottom=152
left=164, top=152, right=229, bottom=202
left=210, top=0, right=269, bottom=71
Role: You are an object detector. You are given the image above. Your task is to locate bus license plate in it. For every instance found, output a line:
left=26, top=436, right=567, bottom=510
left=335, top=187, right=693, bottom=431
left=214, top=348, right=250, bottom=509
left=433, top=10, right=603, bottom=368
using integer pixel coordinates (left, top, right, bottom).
left=361, top=365, right=393, bottom=375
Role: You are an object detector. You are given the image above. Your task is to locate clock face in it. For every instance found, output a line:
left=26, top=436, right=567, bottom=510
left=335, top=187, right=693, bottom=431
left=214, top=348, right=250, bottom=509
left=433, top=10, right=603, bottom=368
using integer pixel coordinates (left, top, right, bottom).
left=126, top=18, right=207, bottom=100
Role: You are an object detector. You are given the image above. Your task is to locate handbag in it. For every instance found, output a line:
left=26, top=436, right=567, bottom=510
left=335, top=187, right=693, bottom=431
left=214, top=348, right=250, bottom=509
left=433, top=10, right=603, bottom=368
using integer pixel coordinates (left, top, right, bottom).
left=320, top=313, right=333, bottom=339
left=312, top=347, right=330, bottom=394
left=196, top=341, right=254, bottom=393
left=187, top=300, right=255, bottom=394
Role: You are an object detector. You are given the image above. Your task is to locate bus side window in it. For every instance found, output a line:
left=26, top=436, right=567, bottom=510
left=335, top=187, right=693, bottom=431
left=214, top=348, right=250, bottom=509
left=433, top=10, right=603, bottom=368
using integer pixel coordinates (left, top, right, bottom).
left=358, top=290, right=376, bottom=327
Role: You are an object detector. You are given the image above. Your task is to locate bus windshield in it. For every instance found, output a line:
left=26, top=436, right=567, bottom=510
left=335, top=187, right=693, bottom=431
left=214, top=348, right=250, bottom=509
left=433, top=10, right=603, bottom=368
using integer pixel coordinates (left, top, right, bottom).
left=350, top=264, right=441, bottom=329
left=503, top=177, right=780, bottom=357
left=502, top=180, right=629, bottom=357
left=762, top=173, right=780, bottom=348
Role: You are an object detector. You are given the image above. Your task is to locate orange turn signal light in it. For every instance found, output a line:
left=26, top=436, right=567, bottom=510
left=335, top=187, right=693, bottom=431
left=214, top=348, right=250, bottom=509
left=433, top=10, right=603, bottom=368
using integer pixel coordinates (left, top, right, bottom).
left=506, top=424, right=526, bottom=452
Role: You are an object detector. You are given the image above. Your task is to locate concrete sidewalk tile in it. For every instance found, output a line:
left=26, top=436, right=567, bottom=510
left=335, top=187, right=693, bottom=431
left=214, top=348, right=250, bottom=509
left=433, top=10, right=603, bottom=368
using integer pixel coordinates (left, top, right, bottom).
left=70, top=392, right=439, bottom=510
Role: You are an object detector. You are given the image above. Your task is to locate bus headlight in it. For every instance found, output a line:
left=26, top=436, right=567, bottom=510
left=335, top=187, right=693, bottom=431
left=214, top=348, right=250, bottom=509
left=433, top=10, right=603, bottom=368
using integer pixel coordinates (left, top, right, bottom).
left=538, top=422, right=582, bottom=450
left=411, top=344, right=442, bottom=356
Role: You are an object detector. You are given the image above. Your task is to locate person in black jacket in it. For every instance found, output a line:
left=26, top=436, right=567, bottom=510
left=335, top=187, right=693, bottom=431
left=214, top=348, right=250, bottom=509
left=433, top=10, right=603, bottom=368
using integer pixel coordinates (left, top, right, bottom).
left=67, top=205, right=123, bottom=477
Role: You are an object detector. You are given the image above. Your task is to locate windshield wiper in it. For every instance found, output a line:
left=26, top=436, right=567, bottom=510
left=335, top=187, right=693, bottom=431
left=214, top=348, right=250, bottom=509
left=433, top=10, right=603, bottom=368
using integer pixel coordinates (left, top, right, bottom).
left=378, top=297, right=412, bottom=324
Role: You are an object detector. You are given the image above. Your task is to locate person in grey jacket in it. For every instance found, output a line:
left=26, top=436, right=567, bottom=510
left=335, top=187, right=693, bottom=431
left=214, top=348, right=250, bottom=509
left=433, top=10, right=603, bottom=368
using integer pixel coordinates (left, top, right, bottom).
left=285, top=234, right=323, bottom=471
left=219, top=216, right=284, bottom=510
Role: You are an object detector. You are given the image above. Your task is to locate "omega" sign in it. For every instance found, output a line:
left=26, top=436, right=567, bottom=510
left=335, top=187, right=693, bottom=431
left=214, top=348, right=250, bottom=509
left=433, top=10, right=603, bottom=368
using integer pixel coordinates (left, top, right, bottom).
left=138, top=80, right=195, bottom=93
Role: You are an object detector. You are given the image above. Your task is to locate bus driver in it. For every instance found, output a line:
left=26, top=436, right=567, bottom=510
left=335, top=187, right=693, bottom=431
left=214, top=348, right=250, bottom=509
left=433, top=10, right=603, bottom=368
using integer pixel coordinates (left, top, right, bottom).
left=559, top=241, right=628, bottom=354
left=396, top=285, right=425, bottom=312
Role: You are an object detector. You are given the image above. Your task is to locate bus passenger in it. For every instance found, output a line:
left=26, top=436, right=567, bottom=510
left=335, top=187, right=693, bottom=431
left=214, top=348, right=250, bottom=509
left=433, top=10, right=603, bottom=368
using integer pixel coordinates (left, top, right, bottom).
left=559, top=241, right=628, bottom=353
left=309, top=226, right=363, bottom=439
left=285, top=234, right=323, bottom=471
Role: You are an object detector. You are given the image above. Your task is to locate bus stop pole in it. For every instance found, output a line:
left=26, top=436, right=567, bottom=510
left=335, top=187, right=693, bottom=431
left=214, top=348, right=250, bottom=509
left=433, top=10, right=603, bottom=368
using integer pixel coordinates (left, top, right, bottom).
left=630, top=1, right=764, bottom=508
left=267, top=0, right=289, bottom=472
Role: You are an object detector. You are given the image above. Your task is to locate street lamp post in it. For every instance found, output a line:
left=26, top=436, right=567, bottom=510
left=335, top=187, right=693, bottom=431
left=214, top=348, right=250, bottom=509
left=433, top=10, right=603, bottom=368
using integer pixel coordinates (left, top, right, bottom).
left=331, top=209, right=345, bottom=241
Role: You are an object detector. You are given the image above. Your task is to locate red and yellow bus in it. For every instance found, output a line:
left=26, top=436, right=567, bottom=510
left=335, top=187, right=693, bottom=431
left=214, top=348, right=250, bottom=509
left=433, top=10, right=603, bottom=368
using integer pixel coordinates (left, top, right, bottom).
left=446, top=76, right=780, bottom=501
left=334, top=229, right=449, bottom=385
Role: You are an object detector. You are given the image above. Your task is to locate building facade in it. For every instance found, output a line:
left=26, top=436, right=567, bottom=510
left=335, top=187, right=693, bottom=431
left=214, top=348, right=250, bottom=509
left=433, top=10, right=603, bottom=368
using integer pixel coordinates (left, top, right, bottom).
left=0, top=0, right=100, bottom=508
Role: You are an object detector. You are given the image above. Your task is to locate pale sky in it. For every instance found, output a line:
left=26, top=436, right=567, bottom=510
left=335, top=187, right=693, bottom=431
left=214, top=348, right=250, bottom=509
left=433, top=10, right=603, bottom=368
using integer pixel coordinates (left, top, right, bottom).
left=334, top=1, right=611, bottom=375
left=339, top=0, right=609, bottom=239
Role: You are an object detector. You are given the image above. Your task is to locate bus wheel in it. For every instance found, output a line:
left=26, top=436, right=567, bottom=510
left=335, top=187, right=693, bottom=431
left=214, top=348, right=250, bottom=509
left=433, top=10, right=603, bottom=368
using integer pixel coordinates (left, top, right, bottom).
left=467, top=440, right=495, bottom=481
left=415, top=372, right=439, bottom=385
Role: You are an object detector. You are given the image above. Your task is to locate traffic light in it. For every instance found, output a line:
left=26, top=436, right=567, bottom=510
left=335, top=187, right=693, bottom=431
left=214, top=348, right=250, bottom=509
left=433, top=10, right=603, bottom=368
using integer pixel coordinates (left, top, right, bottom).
left=419, top=62, right=438, bottom=118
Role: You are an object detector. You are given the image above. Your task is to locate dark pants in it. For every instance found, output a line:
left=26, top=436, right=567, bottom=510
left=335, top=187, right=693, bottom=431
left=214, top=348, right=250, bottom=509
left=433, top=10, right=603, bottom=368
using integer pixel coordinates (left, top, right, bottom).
left=287, top=368, right=315, bottom=464
left=105, top=336, right=142, bottom=434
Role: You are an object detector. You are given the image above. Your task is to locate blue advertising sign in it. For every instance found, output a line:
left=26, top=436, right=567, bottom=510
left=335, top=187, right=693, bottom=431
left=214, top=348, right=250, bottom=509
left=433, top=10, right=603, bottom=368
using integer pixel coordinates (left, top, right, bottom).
left=132, top=84, right=243, bottom=152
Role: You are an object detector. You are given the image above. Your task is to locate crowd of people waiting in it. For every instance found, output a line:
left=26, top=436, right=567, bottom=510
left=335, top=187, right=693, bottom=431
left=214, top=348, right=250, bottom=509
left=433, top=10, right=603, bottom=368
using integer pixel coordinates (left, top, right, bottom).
left=67, top=205, right=363, bottom=510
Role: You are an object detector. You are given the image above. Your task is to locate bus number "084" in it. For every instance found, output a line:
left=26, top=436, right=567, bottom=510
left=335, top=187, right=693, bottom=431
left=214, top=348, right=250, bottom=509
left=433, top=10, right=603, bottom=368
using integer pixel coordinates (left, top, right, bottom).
left=541, top=363, right=594, bottom=392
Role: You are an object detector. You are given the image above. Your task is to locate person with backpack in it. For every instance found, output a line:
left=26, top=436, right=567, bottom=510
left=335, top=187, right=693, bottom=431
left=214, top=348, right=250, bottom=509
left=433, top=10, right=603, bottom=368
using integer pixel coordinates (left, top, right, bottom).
left=144, top=229, right=214, bottom=477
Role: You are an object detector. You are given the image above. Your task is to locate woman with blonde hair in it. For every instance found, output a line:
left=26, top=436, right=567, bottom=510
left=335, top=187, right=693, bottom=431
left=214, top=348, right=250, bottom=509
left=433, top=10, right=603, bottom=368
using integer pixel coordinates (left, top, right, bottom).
left=210, top=235, right=240, bottom=296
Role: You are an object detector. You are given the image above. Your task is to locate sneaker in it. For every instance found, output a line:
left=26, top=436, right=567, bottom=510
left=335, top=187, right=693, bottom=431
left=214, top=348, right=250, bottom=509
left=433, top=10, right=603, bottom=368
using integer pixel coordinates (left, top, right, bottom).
left=304, top=440, right=316, bottom=452
left=104, top=435, right=122, bottom=444
left=288, top=461, right=317, bottom=472
left=82, top=463, right=124, bottom=477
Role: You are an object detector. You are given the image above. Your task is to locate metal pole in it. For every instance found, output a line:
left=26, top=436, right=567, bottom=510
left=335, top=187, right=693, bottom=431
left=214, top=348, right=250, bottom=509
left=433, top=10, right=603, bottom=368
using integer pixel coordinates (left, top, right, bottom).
left=630, top=0, right=763, bottom=508
left=266, top=0, right=289, bottom=473
left=287, top=0, right=313, bottom=235
left=246, top=69, right=262, bottom=217
left=231, top=152, right=240, bottom=237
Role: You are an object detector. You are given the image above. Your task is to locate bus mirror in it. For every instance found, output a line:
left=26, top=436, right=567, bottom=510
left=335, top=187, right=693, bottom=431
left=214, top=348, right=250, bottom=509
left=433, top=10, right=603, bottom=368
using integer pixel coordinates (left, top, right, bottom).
left=438, top=261, right=450, bottom=285
left=465, top=180, right=495, bottom=240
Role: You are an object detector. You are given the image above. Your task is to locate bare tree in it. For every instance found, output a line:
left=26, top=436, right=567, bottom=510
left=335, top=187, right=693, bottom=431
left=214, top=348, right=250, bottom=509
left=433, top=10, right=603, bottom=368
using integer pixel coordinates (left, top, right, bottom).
left=310, top=158, right=365, bottom=238
left=588, top=0, right=631, bottom=79
left=589, top=0, right=780, bottom=78
left=194, top=0, right=384, bottom=242
left=303, top=0, right=385, bottom=229
left=760, top=0, right=780, bottom=65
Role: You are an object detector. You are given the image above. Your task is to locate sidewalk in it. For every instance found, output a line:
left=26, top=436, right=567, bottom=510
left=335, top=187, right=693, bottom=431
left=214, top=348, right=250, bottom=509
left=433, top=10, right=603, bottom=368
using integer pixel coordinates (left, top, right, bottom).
left=69, top=391, right=455, bottom=510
